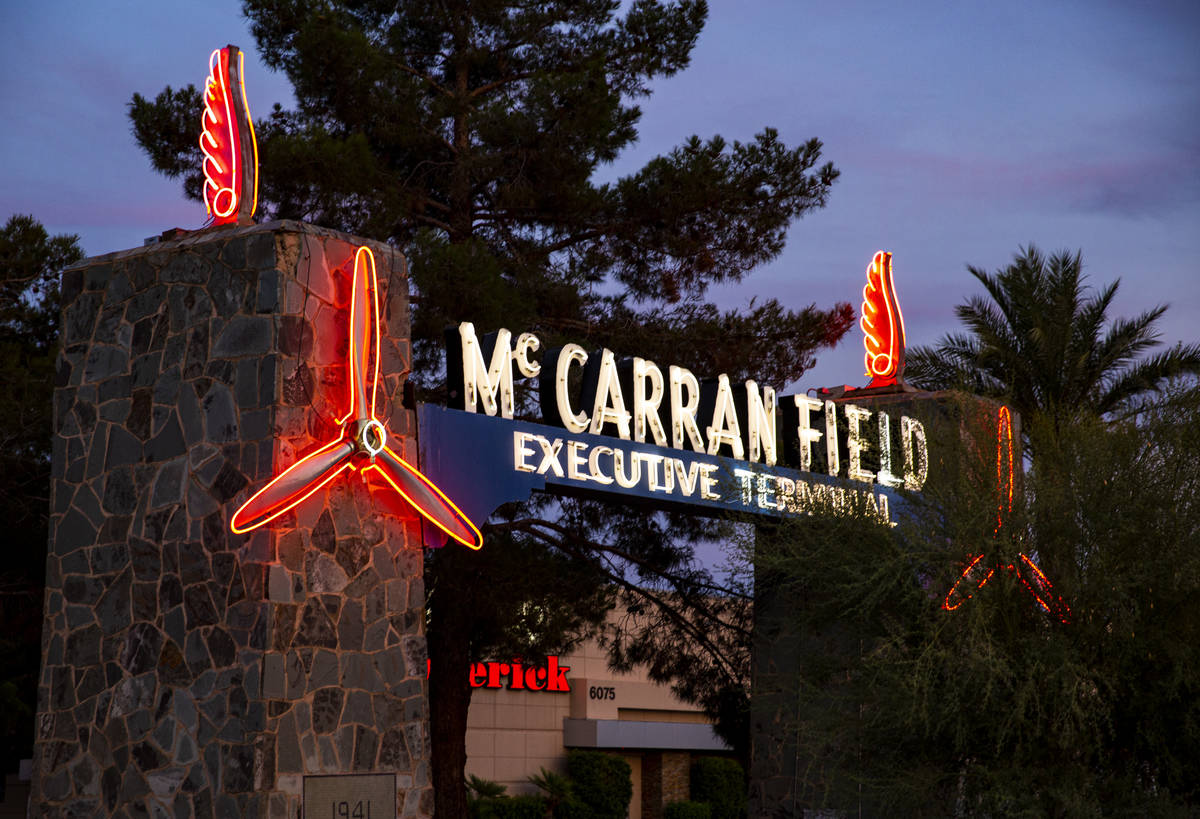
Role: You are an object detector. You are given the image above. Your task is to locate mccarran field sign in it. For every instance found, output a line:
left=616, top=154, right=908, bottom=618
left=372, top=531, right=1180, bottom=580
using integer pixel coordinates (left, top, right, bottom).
left=31, top=40, right=1060, bottom=819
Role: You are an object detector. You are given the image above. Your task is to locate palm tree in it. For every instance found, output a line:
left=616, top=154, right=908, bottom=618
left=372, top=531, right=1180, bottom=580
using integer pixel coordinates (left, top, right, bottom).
left=907, top=245, right=1200, bottom=440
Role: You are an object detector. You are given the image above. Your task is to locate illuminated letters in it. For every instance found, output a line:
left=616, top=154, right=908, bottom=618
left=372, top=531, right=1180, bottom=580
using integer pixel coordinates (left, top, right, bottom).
left=824, top=399, right=840, bottom=477
left=551, top=344, right=589, bottom=433
left=901, top=415, right=928, bottom=491
left=704, top=375, right=744, bottom=459
left=454, top=322, right=933, bottom=525
left=632, top=357, right=668, bottom=446
left=513, top=332, right=542, bottom=378
left=793, top=396, right=823, bottom=472
left=745, top=380, right=777, bottom=466
left=458, top=323, right=514, bottom=418
left=845, top=405, right=875, bottom=484
left=514, top=431, right=537, bottom=473
left=588, top=446, right=615, bottom=485
left=669, top=365, right=705, bottom=452
left=876, top=410, right=902, bottom=488
left=588, top=349, right=632, bottom=438
left=444, top=657, right=572, bottom=692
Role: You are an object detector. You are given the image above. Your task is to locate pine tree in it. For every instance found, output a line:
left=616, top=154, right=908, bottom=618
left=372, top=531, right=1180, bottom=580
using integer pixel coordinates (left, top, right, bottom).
left=0, top=215, right=83, bottom=776
left=129, top=3, right=852, bottom=813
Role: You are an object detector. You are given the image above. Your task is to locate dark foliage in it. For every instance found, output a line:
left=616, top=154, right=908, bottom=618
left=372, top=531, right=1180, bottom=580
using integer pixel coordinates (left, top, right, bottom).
left=689, top=757, right=745, bottom=819
left=754, top=390, right=1200, bottom=815
left=468, top=794, right=548, bottom=819
left=663, top=801, right=711, bottom=819
left=564, top=750, right=633, bottom=819
left=0, top=214, right=84, bottom=772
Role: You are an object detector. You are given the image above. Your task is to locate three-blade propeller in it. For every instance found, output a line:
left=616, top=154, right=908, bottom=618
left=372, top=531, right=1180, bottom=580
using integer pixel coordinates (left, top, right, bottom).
left=942, top=406, right=1070, bottom=622
left=230, top=246, right=482, bottom=549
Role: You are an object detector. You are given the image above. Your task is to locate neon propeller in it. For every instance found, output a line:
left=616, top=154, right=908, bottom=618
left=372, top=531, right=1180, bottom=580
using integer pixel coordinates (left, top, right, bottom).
left=942, top=406, right=1070, bottom=622
left=230, top=246, right=483, bottom=549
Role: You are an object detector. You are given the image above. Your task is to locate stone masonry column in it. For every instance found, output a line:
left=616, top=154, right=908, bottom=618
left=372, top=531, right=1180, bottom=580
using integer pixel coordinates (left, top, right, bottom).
left=33, top=221, right=433, bottom=818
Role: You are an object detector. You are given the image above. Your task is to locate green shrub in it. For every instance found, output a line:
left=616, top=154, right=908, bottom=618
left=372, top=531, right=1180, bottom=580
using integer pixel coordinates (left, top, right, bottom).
left=530, top=767, right=574, bottom=815
left=690, top=757, right=746, bottom=819
left=469, top=794, right=548, bottom=819
left=468, top=774, right=509, bottom=799
left=564, top=750, right=632, bottom=819
left=664, top=800, right=712, bottom=819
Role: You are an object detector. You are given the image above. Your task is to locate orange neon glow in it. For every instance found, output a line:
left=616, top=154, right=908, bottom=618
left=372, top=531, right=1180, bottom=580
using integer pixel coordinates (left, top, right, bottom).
left=229, top=439, right=355, bottom=534
left=995, top=405, right=1014, bottom=533
left=200, top=46, right=258, bottom=225
left=365, top=446, right=483, bottom=549
left=942, top=553, right=986, bottom=611
left=942, top=405, right=1070, bottom=623
left=860, top=251, right=906, bottom=388
left=229, top=246, right=483, bottom=550
left=337, top=246, right=381, bottom=427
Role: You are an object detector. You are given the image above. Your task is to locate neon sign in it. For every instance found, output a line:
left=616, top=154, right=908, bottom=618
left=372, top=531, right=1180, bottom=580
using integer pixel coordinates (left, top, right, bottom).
left=427, top=657, right=572, bottom=692
left=942, top=406, right=1070, bottom=622
left=860, top=251, right=906, bottom=388
left=447, top=322, right=929, bottom=494
left=422, top=322, right=944, bottom=530
left=230, top=247, right=482, bottom=549
left=200, top=45, right=258, bottom=226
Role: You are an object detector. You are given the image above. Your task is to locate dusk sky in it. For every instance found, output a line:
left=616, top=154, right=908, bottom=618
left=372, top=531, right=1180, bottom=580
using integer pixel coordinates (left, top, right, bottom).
left=2, top=0, right=1197, bottom=392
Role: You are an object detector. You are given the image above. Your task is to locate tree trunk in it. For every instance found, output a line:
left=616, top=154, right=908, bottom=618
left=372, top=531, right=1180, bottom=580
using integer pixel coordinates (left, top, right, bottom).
left=428, top=545, right=475, bottom=819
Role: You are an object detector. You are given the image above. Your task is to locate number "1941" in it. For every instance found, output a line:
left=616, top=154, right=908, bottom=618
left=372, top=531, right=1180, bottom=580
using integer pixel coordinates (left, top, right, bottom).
left=334, top=800, right=372, bottom=818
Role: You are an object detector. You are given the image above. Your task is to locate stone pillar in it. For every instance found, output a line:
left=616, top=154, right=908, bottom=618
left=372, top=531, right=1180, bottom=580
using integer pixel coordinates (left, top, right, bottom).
left=34, top=221, right=432, bottom=818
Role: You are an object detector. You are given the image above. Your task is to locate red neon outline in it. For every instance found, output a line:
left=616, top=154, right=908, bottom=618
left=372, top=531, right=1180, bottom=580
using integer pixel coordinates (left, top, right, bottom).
left=229, top=247, right=483, bottom=549
left=338, top=246, right=381, bottom=426
left=367, top=446, right=483, bottom=550
left=229, top=438, right=354, bottom=534
left=943, top=553, right=986, bottom=611
left=996, top=405, right=1013, bottom=532
left=201, top=48, right=238, bottom=221
left=200, top=47, right=257, bottom=225
left=860, top=251, right=906, bottom=387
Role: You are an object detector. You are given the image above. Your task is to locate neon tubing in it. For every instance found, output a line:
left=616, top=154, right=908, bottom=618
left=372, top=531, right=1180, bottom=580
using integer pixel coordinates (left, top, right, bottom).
left=229, top=246, right=483, bottom=549
left=860, top=251, right=907, bottom=387
left=200, top=46, right=257, bottom=225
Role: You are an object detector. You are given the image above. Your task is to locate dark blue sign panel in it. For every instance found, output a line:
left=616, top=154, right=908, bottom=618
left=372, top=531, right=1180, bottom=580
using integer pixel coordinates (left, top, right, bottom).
left=417, top=404, right=900, bottom=527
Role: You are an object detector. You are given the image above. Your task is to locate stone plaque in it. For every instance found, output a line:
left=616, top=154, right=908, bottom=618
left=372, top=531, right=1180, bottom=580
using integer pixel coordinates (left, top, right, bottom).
left=304, top=774, right=396, bottom=818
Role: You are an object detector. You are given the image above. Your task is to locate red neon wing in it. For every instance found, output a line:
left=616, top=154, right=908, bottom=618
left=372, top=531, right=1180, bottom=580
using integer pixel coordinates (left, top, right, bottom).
left=230, top=439, right=355, bottom=533
left=370, top=445, right=483, bottom=550
left=860, top=251, right=905, bottom=386
left=200, top=48, right=240, bottom=224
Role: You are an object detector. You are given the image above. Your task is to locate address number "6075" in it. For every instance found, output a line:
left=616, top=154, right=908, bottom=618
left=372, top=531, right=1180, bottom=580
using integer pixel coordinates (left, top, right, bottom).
left=588, top=685, right=616, bottom=700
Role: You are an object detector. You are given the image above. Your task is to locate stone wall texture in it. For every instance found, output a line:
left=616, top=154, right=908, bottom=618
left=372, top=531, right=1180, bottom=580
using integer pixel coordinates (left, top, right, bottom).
left=34, top=221, right=433, bottom=818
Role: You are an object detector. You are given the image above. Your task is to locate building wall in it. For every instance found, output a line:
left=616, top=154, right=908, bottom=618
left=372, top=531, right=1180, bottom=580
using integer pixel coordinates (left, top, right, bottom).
left=464, top=633, right=729, bottom=818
